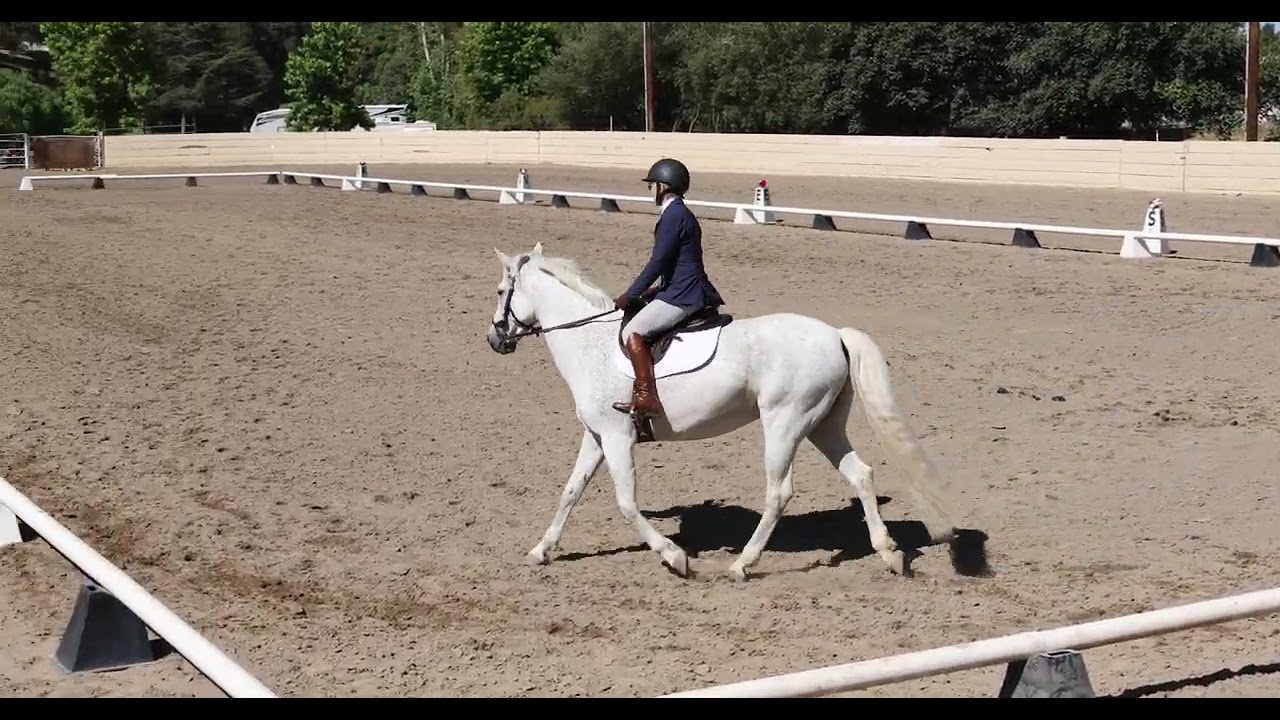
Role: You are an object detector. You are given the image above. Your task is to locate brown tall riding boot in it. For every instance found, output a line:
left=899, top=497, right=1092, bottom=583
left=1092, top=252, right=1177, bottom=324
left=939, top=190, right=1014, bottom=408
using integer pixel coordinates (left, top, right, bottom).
left=613, top=334, right=663, bottom=416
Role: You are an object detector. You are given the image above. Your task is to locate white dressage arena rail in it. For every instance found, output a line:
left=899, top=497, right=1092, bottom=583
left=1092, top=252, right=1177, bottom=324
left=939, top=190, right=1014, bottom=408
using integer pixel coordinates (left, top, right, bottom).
left=14, top=168, right=1280, bottom=265
left=0, top=476, right=278, bottom=698
left=274, top=169, right=1280, bottom=264
left=277, top=169, right=656, bottom=207
left=17, top=171, right=280, bottom=191
left=658, top=584, right=1280, bottom=697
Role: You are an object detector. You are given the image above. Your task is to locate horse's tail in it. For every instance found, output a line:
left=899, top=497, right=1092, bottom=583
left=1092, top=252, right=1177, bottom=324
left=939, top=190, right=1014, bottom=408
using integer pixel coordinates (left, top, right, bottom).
left=837, top=327, right=957, bottom=544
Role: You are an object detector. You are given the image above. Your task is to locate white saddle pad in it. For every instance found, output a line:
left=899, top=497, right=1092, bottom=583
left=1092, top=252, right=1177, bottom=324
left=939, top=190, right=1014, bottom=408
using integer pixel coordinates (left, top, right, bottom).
left=614, top=323, right=726, bottom=380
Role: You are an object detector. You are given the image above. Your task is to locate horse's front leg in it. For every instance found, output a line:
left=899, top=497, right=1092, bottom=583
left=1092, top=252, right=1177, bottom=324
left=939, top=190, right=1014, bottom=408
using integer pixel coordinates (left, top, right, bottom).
left=599, top=430, right=691, bottom=578
left=526, top=427, right=605, bottom=565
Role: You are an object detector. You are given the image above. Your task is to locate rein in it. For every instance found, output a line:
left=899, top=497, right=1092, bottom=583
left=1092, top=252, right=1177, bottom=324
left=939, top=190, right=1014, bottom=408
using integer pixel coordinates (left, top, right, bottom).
left=507, top=308, right=619, bottom=340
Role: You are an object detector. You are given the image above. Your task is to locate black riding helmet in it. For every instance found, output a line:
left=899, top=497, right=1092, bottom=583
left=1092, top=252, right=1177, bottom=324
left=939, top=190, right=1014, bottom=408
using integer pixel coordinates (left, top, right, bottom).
left=643, top=158, right=691, bottom=195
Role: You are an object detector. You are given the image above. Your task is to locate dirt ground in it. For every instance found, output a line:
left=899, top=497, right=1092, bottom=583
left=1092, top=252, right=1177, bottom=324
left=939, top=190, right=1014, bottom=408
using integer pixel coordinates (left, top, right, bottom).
left=2, top=162, right=1280, bottom=698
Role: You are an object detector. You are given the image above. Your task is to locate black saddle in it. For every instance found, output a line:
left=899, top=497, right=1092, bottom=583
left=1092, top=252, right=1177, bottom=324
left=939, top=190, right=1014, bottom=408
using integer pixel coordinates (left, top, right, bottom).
left=618, top=300, right=733, bottom=364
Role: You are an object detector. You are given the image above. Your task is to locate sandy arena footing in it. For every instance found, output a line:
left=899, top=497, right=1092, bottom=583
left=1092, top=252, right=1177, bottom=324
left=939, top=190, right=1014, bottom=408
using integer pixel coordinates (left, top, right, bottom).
left=2, top=164, right=1280, bottom=697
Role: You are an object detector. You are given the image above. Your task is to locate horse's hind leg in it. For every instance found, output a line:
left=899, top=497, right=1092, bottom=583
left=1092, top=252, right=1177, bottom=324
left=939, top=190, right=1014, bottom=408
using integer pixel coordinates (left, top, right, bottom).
left=807, top=383, right=906, bottom=575
left=727, top=408, right=808, bottom=582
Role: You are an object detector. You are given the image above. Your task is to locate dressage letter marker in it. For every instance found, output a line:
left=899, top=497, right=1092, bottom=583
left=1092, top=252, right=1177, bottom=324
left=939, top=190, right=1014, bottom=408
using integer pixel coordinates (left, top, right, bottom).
left=735, top=180, right=779, bottom=225
left=751, top=180, right=777, bottom=224
left=516, top=168, right=530, bottom=204
left=1121, top=198, right=1167, bottom=259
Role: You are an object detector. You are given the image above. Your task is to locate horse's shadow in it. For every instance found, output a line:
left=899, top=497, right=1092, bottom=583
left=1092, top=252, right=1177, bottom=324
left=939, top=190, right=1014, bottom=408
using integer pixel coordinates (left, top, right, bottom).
left=556, top=495, right=991, bottom=578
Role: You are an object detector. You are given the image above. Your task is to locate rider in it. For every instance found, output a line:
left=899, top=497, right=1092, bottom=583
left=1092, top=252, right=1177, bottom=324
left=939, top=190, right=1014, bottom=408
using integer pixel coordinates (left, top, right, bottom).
left=612, top=158, right=724, bottom=419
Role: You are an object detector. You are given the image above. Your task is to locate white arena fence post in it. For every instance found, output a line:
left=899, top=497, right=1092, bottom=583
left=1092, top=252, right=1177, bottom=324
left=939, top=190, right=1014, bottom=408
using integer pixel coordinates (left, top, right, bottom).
left=0, top=476, right=277, bottom=698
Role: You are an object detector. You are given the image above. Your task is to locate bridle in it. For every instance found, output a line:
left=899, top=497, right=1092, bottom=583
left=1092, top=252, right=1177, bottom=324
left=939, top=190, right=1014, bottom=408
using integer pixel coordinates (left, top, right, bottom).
left=491, top=254, right=618, bottom=353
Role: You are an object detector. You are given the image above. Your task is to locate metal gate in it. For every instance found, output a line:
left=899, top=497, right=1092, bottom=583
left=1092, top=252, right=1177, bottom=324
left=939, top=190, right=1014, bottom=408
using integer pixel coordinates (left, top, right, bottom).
left=0, top=133, right=30, bottom=170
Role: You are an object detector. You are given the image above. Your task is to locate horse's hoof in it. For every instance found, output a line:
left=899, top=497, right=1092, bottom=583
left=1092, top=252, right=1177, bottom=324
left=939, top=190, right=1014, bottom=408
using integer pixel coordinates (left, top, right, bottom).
left=667, top=551, right=691, bottom=578
left=728, top=564, right=748, bottom=583
left=525, top=549, right=549, bottom=566
left=887, top=550, right=909, bottom=577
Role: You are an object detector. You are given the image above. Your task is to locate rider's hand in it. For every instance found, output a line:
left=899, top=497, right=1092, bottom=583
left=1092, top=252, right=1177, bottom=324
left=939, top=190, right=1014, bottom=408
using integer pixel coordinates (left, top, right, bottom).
left=614, top=294, right=631, bottom=311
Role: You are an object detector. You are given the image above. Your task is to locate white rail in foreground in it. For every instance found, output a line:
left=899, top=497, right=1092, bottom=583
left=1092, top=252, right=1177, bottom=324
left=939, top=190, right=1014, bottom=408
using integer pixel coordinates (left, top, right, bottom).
left=0, top=476, right=277, bottom=698
left=658, top=584, right=1280, bottom=697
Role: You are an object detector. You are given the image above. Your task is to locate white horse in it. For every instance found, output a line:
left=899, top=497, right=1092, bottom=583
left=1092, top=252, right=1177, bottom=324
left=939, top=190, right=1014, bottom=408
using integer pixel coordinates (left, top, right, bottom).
left=487, top=242, right=978, bottom=582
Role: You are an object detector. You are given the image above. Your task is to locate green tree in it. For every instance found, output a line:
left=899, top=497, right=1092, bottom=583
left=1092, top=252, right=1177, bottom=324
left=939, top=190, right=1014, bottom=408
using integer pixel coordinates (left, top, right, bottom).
left=354, top=22, right=466, bottom=126
left=142, top=22, right=273, bottom=132
left=535, top=22, right=648, bottom=130
left=39, top=22, right=153, bottom=133
left=824, top=22, right=1035, bottom=136
left=410, top=27, right=465, bottom=127
left=1154, top=23, right=1244, bottom=139
left=0, top=68, right=63, bottom=133
left=283, top=21, right=373, bottom=132
left=668, top=22, right=845, bottom=133
left=356, top=22, right=421, bottom=106
left=12, top=19, right=1267, bottom=138
left=1259, top=24, right=1280, bottom=139
left=458, top=22, right=560, bottom=108
left=244, top=22, right=311, bottom=120
left=989, top=22, right=1244, bottom=138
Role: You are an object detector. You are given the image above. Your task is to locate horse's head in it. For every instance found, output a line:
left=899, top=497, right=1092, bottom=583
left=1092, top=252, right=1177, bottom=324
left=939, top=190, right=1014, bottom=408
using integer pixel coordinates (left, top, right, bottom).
left=488, top=242, right=545, bottom=355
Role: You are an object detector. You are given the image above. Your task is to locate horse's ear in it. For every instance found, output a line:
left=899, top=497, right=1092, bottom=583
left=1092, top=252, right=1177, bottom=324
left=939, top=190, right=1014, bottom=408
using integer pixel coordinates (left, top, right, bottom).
left=494, top=247, right=514, bottom=270
left=532, top=242, right=544, bottom=256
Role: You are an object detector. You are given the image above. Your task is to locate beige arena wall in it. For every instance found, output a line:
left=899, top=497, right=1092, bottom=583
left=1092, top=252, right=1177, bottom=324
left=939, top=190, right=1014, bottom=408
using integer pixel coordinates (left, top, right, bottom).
left=99, top=130, right=1280, bottom=196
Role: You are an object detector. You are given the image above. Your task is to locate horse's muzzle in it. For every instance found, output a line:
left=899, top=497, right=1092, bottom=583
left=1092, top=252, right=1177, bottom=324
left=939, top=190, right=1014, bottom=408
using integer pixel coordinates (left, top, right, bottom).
left=488, top=326, right=517, bottom=354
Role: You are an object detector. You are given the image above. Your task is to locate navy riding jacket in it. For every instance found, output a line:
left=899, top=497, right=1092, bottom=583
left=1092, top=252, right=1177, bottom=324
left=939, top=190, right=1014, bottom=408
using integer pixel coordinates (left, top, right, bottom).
left=623, top=196, right=725, bottom=309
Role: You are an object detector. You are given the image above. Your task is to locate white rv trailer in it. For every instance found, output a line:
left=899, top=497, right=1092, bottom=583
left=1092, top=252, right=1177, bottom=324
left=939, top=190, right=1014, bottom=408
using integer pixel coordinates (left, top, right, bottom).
left=249, top=104, right=436, bottom=133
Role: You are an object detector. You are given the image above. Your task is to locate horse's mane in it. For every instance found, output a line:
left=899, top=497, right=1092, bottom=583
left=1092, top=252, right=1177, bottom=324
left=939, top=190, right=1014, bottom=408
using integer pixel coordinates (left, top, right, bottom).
left=528, top=254, right=615, bottom=312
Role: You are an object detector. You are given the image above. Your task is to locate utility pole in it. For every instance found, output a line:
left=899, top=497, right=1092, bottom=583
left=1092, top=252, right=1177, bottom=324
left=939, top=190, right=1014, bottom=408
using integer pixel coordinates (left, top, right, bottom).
left=1246, top=21, right=1260, bottom=141
left=642, top=22, right=656, bottom=133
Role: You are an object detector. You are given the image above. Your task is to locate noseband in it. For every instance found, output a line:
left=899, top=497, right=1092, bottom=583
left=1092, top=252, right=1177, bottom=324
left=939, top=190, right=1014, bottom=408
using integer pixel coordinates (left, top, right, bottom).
left=492, top=254, right=618, bottom=350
